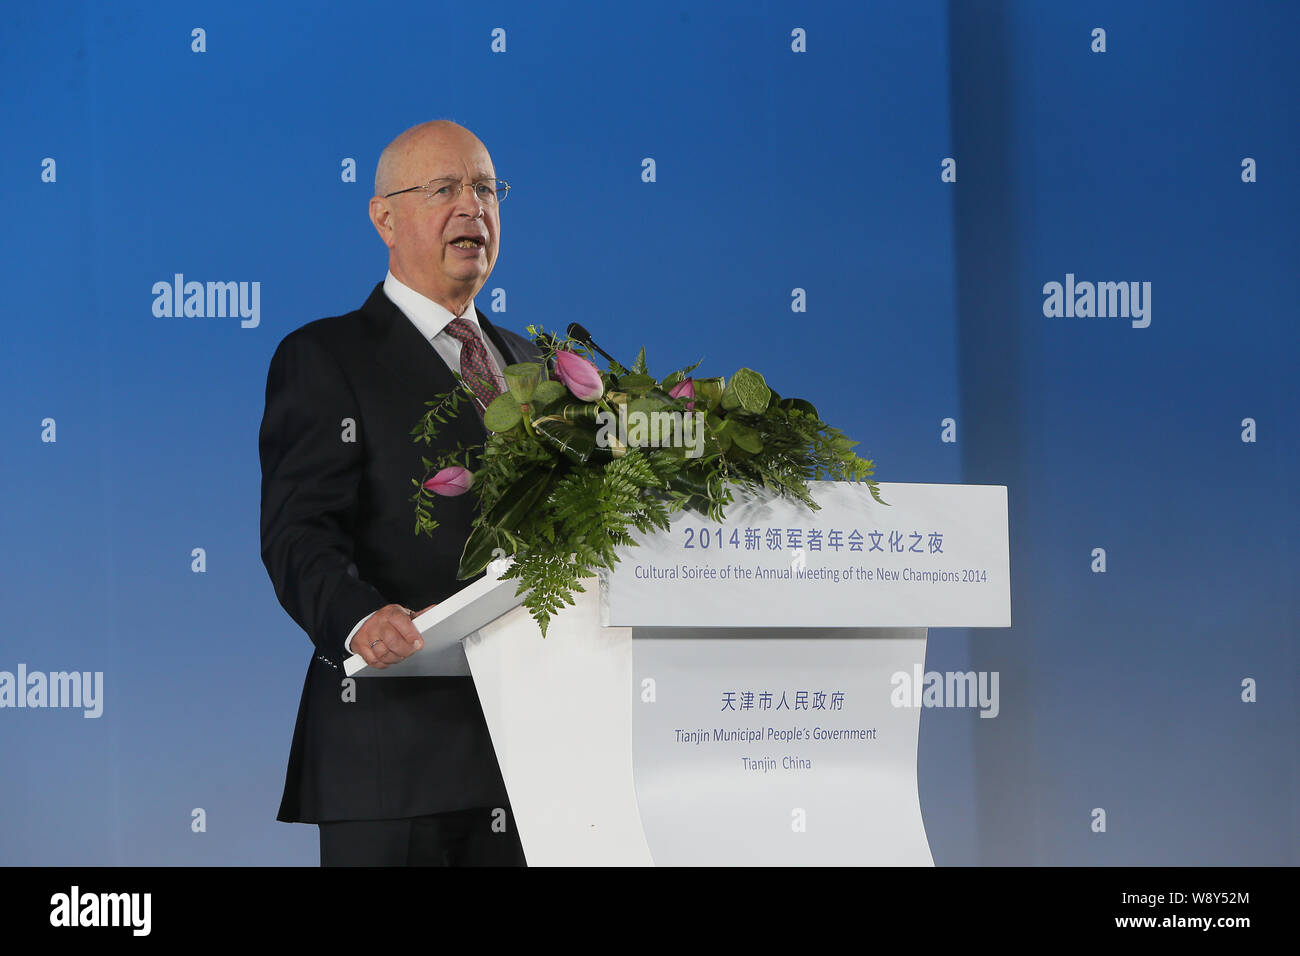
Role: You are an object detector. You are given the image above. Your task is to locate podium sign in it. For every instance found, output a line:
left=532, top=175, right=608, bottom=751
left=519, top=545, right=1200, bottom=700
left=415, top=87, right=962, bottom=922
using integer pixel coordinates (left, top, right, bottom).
left=629, top=630, right=932, bottom=865
left=603, top=481, right=1009, bottom=628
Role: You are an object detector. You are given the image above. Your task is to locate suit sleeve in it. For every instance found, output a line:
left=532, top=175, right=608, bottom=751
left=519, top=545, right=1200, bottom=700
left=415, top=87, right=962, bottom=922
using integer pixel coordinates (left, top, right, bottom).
left=259, top=330, right=387, bottom=667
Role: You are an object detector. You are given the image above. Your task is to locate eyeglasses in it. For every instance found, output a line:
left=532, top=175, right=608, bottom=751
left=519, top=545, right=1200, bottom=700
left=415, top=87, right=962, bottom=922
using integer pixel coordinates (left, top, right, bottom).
left=383, top=178, right=511, bottom=204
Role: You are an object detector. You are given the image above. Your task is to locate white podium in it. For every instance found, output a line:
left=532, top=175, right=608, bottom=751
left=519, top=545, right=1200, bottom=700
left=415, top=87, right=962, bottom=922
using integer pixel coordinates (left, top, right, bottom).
left=345, top=481, right=1010, bottom=865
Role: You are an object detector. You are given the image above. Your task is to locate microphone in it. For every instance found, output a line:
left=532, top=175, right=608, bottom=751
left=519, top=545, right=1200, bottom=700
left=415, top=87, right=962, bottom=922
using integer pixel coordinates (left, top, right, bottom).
left=567, top=322, right=626, bottom=373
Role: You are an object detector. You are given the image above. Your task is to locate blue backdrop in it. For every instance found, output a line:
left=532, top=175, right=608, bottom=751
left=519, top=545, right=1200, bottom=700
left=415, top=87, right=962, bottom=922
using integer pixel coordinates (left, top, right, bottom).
left=0, top=0, right=1294, bottom=865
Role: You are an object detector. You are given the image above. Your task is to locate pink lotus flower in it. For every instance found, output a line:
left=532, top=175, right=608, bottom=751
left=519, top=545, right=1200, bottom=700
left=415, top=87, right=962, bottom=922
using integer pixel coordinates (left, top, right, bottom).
left=554, top=350, right=604, bottom=402
left=423, top=466, right=474, bottom=497
left=668, top=377, right=695, bottom=411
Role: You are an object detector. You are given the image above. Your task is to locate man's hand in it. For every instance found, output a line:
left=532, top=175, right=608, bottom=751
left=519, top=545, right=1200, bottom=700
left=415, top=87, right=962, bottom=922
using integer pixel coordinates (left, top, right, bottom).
left=350, top=603, right=436, bottom=669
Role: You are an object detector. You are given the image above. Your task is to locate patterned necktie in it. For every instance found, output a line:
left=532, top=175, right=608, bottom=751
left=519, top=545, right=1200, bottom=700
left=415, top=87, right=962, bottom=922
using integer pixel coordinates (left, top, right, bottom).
left=443, top=316, right=504, bottom=412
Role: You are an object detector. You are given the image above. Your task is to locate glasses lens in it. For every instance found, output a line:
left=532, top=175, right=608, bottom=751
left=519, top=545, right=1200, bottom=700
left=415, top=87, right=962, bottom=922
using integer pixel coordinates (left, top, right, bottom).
left=423, top=179, right=504, bottom=204
left=425, top=179, right=461, bottom=202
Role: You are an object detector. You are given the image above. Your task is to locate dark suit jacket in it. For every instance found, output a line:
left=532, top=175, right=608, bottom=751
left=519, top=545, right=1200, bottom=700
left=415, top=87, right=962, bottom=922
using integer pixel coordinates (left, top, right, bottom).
left=259, top=282, right=540, bottom=823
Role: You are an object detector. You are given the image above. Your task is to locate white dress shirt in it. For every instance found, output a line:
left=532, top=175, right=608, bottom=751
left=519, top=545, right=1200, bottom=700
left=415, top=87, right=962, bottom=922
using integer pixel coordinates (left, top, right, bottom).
left=343, top=271, right=508, bottom=655
left=381, top=271, right=508, bottom=388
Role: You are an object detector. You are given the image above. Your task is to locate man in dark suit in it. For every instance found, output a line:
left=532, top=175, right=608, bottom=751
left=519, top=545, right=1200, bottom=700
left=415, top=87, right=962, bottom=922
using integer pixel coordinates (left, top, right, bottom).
left=259, top=120, right=534, bottom=866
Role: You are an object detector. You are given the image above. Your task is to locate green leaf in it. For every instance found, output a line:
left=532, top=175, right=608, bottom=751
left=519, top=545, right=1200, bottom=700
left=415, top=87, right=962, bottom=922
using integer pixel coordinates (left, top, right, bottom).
left=531, top=379, right=568, bottom=410
left=729, top=421, right=763, bottom=454
left=721, top=368, right=772, bottom=413
left=458, top=466, right=556, bottom=578
left=532, top=415, right=601, bottom=464
left=617, top=373, right=656, bottom=395
left=627, top=393, right=673, bottom=417
left=659, top=359, right=703, bottom=392
left=778, top=397, right=819, bottom=418
left=667, top=468, right=710, bottom=498
left=483, top=393, right=523, bottom=432
left=457, top=524, right=505, bottom=580
left=558, top=402, right=601, bottom=425
left=631, top=346, right=648, bottom=375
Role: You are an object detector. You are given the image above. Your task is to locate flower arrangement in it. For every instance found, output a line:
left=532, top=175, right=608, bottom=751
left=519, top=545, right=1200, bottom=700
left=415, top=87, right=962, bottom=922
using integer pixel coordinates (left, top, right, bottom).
left=411, top=326, right=883, bottom=634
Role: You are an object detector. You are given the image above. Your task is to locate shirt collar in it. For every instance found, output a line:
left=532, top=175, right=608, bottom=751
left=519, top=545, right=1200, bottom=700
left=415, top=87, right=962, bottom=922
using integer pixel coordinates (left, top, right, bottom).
left=383, top=270, right=482, bottom=342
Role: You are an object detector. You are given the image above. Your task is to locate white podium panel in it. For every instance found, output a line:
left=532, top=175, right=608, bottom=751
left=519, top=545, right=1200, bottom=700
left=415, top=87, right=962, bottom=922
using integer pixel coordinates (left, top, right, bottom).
left=630, top=630, right=934, bottom=866
left=463, top=589, right=934, bottom=865
left=463, top=581, right=654, bottom=866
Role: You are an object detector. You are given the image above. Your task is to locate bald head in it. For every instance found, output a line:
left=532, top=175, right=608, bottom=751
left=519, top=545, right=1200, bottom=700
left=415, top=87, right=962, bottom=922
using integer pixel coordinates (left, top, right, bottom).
left=368, top=120, right=501, bottom=316
left=374, top=120, right=484, bottom=198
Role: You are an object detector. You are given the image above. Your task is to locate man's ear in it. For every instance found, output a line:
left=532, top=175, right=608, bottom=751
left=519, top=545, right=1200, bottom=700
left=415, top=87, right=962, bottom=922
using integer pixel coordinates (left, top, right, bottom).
left=368, top=196, right=396, bottom=248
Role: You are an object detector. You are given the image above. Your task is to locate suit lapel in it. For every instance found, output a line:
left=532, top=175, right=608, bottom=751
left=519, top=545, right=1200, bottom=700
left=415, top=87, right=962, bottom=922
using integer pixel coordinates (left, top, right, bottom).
left=365, top=283, right=463, bottom=399
left=369, top=283, right=533, bottom=382
left=366, top=285, right=540, bottom=438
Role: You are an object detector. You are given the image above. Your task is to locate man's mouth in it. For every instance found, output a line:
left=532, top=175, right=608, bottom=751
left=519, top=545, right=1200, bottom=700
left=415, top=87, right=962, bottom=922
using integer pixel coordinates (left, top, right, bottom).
left=451, top=237, right=484, bottom=249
